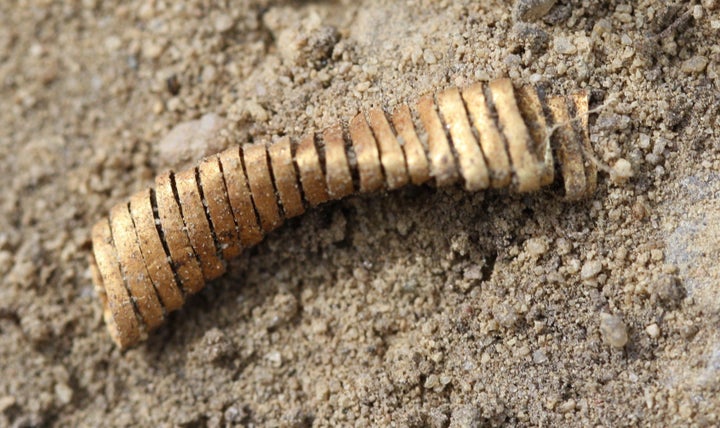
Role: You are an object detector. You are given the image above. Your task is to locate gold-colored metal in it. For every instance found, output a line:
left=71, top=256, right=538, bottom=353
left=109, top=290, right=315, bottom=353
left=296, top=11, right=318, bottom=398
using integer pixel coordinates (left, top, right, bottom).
left=437, top=87, right=489, bottom=191
left=295, top=133, right=330, bottom=206
left=489, top=78, right=543, bottom=193
left=349, top=112, right=384, bottom=193
left=109, top=203, right=165, bottom=330
left=175, top=168, right=225, bottom=281
left=90, top=78, right=598, bottom=349
left=417, top=93, right=459, bottom=187
left=392, top=104, right=430, bottom=185
left=244, top=144, right=282, bottom=233
left=129, top=189, right=185, bottom=312
left=91, top=219, right=143, bottom=348
left=154, top=171, right=205, bottom=294
left=547, top=96, right=588, bottom=200
left=198, top=157, right=242, bottom=260
left=218, top=147, right=264, bottom=248
left=268, top=136, right=305, bottom=218
left=367, top=108, right=409, bottom=191
left=461, top=82, right=512, bottom=188
left=322, top=125, right=355, bottom=199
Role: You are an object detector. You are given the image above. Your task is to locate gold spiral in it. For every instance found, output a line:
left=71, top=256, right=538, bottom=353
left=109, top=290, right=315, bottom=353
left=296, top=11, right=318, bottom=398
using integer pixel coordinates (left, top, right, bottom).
left=89, top=78, right=597, bottom=349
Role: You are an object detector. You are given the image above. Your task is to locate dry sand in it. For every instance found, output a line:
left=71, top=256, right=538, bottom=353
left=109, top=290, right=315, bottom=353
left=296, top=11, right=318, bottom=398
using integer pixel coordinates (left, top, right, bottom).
left=1, top=0, right=719, bottom=426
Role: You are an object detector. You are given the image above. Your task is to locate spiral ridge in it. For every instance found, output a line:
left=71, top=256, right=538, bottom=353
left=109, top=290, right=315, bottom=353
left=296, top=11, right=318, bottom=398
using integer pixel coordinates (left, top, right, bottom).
left=90, top=78, right=596, bottom=348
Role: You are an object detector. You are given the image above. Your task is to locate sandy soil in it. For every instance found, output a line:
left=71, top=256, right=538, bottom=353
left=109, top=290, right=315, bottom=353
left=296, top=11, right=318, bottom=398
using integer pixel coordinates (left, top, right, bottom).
left=1, top=0, right=719, bottom=426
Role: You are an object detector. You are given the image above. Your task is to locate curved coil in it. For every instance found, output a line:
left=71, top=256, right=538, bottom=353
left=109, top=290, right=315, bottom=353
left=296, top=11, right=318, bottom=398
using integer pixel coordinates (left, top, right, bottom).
left=90, top=78, right=597, bottom=348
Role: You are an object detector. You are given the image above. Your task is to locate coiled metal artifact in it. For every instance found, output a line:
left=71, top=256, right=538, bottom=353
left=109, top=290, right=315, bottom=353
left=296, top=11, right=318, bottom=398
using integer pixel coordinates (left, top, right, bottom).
left=90, top=78, right=597, bottom=348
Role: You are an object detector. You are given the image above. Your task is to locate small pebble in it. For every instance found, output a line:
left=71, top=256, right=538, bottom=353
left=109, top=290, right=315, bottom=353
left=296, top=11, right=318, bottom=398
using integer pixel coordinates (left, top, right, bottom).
left=424, top=374, right=439, bottom=389
left=225, top=406, right=249, bottom=424
left=645, top=323, right=660, bottom=339
left=558, top=399, right=576, bottom=413
left=214, top=14, right=235, bottom=33
left=650, top=249, right=663, bottom=262
left=600, top=313, right=629, bottom=348
left=526, top=237, right=549, bottom=256
left=580, top=260, right=602, bottom=280
left=681, top=56, right=709, bottom=74
left=596, top=113, right=631, bottom=132
left=474, top=69, right=491, bottom=81
left=653, top=274, right=685, bottom=305
left=142, top=40, right=164, bottom=59
left=631, top=201, right=648, bottom=220
left=553, top=36, right=577, bottom=55
left=157, top=113, right=227, bottom=168
left=423, top=49, right=438, bottom=64
left=104, top=36, right=122, bottom=52
left=679, top=401, right=694, bottom=419
left=266, top=351, right=283, bottom=367
left=515, top=345, right=531, bottom=357
left=610, top=158, right=633, bottom=184
left=565, top=258, right=581, bottom=274
left=355, top=81, right=371, bottom=92
left=54, top=383, right=73, bottom=405
left=166, top=97, right=182, bottom=112
left=199, top=328, right=235, bottom=363
left=592, top=19, right=612, bottom=37
left=492, top=303, right=519, bottom=328
left=449, top=405, right=481, bottom=427
left=512, top=24, right=550, bottom=54
left=0, top=250, right=12, bottom=274
left=201, top=65, right=217, bottom=84
left=532, top=349, right=548, bottom=364
left=0, top=396, right=16, bottom=412
left=514, top=0, right=557, bottom=22
left=556, top=238, right=572, bottom=255
left=463, top=264, right=483, bottom=281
